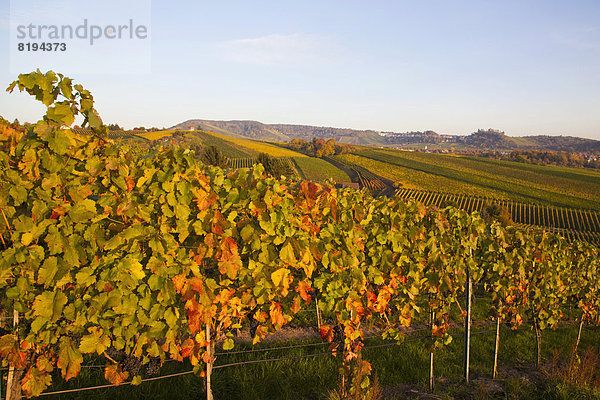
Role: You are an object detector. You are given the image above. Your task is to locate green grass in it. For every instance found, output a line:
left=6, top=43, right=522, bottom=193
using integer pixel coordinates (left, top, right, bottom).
left=34, top=296, right=600, bottom=400
left=188, top=131, right=254, bottom=158
left=292, top=157, right=351, bottom=184
left=342, top=149, right=600, bottom=209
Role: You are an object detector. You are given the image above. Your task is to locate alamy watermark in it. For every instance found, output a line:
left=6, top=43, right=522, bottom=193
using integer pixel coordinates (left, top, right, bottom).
left=10, top=0, right=152, bottom=74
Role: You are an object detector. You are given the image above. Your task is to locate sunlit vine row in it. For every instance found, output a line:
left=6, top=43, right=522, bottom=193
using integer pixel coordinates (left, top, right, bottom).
left=0, top=71, right=599, bottom=398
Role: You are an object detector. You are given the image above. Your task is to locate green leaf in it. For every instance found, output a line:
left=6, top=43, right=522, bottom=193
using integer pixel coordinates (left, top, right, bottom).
left=222, top=338, right=234, bottom=351
left=279, top=242, right=296, bottom=265
left=37, top=257, right=59, bottom=286
left=21, top=232, right=34, bottom=246
left=32, top=291, right=67, bottom=322
left=79, top=328, right=110, bottom=355
left=69, top=199, right=97, bottom=223
left=131, top=375, right=142, bottom=385
left=271, top=268, right=290, bottom=287
left=240, top=225, right=254, bottom=242
left=87, top=111, right=102, bottom=129
left=46, top=103, right=75, bottom=125
left=48, top=130, right=73, bottom=154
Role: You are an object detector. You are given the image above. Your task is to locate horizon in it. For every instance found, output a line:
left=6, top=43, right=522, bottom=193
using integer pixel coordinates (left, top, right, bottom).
left=1, top=0, right=599, bottom=141
left=173, top=118, right=600, bottom=141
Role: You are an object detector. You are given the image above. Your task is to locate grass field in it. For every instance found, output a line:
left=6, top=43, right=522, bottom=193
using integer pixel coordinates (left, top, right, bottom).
left=292, top=157, right=351, bottom=183
left=188, top=131, right=254, bottom=158
left=37, top=299, right=600, bottom=400
left=344, top=149, right=600, bottom=209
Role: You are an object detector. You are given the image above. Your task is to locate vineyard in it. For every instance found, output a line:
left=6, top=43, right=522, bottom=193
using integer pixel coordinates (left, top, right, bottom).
left=353, top=167, right=387, bottom=193
left=227, top=157, right=298, bottom=177
left=329, top=156, right=390, bottom=194
left=200, top=131, right=306, bottom=158
left=1, top=71, right=600, bottom=400
left=228, top=157, right=255, bottom=169
left=71, top=128, right=141, bottom=141
left=346, top=149, right=600, bottom=210
left=290, top=156, right=352, bottom=184
left=135, top=130, right=176, bottom=141
left=395, top=188, right=600, bottom=244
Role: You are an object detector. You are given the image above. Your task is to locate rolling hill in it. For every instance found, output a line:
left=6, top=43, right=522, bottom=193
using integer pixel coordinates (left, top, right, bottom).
left=171, top=120, right=600, bottom=152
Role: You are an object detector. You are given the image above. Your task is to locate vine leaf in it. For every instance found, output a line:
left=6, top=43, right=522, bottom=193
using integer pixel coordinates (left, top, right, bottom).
left=104, top=363, right=129, bottom=386
left=32, top=291, right=67, bottom=322
left=79, top=328, right=111, bottom=355
left=57, top=338, right=83, bottom=381
left=21, top=366, right=53, bottom=397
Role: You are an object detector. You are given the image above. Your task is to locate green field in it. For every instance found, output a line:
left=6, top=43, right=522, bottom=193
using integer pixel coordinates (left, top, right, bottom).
left=340, top=149, right=600, bottom=209
left=187, top=131, right=254, bottom=158
left=291, top=156, right=351, bottom=183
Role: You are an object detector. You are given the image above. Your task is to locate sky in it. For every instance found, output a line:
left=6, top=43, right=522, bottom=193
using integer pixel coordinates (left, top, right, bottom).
left=1, top=0, right=600, bottom=139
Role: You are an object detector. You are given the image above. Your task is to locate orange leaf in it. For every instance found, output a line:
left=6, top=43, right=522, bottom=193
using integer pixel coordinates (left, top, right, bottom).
left=218, top=237, right=242, bottom=279
left=57, top=338, right=82, bottom=381
left=291, top=296, right=301, bottom=314
left=319, top=325, right=333, bottom=342
left=104, top=363, right=129, bottom=386
left=172, top=273, right=187, bottom=293
left=126, top=176, right=134, bottom=192
left=269, top=302, right=286, bottom=328
left=431, top=325, right=444, bottom=338
left=180, top=338, right=196, bottom=358
left=297, top=280, right=312, bottom=303
left=211, top=210, right=226, bottom=235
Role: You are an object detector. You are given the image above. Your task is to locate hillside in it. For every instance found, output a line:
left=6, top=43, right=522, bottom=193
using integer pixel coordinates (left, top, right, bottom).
left=172, top=120, right=600, bottom=152
left=172, top=119, right=386, bottom=145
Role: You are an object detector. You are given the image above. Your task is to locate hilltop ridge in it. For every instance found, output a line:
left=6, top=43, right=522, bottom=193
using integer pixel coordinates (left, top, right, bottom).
left=171, top=120, right=600, bottom=152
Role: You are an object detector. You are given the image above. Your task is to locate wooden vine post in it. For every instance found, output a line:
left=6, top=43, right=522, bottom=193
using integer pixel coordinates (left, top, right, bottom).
left=463, top=268, right=472, bottom=383
left=493, top=317, right=500, bottom=379
left=534, top=318, right=542, bottom=367
left=574, top=315, right=585, bottom=355
left=6, top=310, right=21, bottom=400
left=429, top=309, right=435, bottom=393
left=315, top=301, right=322, bottom=329
left=206, top=324, right=214, bottom=400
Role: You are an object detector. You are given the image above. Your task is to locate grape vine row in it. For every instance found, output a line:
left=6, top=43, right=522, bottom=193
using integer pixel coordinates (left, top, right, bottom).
left=0, top=71, right=599, bottom=398
left=396, top=188, right=600, bottom=244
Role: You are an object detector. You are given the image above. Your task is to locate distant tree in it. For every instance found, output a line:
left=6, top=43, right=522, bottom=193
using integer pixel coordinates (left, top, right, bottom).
left=257, top=153, right=295, bottom=178
left=273, top=159, right=295, bottom=177
left=288, top=137, right=354, bottom=158
left=481, top=202, right=513, bottom=227
left=201, top=145, right=228, bottom=168
left=257, top=152, right=275, bottom=174
left=108, top=123, right=122, bottom=131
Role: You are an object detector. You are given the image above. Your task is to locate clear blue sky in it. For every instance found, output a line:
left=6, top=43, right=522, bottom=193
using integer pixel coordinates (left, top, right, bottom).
left=1, top=0, right=600, bottom=139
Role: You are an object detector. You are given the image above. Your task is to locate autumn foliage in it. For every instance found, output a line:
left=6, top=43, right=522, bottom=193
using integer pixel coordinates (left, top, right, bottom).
left=0, top=71, right=599, bottom=397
